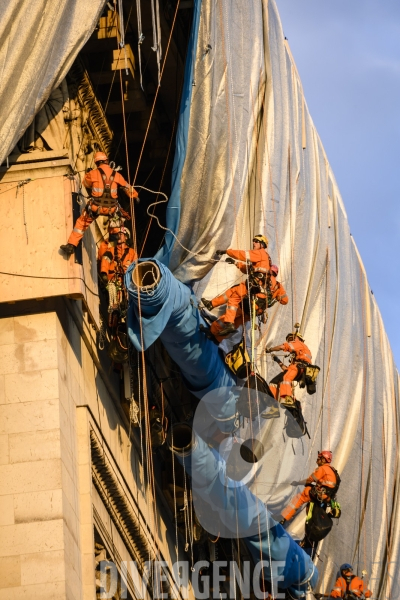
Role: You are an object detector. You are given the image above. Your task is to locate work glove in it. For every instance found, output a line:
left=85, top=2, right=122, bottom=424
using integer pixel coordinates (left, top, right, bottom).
left=128, top=187, right=139, bottom=201
left=215, top=249, right=226, bottom=256
left=265, top=348, right=272, bottom=353
left=100, top=273, right=108, bottom=285
left=225, top=257, right=235, bottom=264
left=291, top=481, right=301, bottom=486
left=272, top=355, right=280, bottom=363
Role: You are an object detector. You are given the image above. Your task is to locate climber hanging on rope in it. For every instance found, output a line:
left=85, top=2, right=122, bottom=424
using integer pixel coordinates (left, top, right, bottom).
left=218, top=234, right=272, bottom=275
left=265, top=326, right=319, bottom=407
left=326, top=564, right=372, bottom=599
left=279, top=450, right=340, bottom=525
left=202, top=270, right=268, bottom=337
left=98, top=226, right=137, bottom=285
left=268, top=265, right=288, bottom=306
left=201, top=235, right=274, bottom=337
left=97, top=225, right=137, bottom=323
left=60, top=152, right=138, bottom=256
left=97, top=223, right=136, bottom=365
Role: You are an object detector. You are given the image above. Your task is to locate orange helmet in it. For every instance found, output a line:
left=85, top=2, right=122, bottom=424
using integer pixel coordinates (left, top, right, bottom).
left=318, top=450, right=333, bottom=463
left=94, top=151, right=108, bottom=163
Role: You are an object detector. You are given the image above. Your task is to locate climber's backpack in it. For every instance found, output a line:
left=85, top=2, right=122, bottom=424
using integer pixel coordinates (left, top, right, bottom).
left=305, top=364, right=320, bottom=395
left=305, top=502, right=333, bottom=543
left=225, top=340, right=251, bottom=379
left=326, top=466, right=341, bottom=498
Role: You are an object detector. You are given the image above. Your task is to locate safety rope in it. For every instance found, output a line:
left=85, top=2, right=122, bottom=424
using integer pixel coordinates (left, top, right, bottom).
left=17, top=180, right=29, bottom=244
left=98, top=314, right=106, bottom=350
left=114, top=21, right=161, bottom=562
left=170, top=427, right=180, bottom=565
left=132, top=0, right=181, bottom=186
left=136, top=0, right=145, bottom=90
left=251, top=297, right=257, bottom=370
left=288, top=146, right=297, bottom=326
left=217, top=0, right=240, bottom=246
left=150, top=0, right=162, bottom=84
left=326, top=249, right=331, bottom=449
left=139, top=67, right=184, bottom=257
left=0, top=270, right=99, bottom=297
left=357, top=260, right=368, bottom=573
left=117, top=0, right=129, bottom=75
left=138, top=185, right=220, bottom=263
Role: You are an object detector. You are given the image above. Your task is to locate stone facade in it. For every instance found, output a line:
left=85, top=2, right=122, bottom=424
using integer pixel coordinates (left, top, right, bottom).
left=0, top=302, right=189, bottom=600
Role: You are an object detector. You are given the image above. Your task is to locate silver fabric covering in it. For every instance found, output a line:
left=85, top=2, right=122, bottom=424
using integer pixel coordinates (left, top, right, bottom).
left=0, top=0, right=105, bottom=164
left=171, top=1, right=399, bottom=597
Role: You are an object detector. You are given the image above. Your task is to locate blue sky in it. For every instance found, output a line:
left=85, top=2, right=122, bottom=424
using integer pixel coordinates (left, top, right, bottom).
left=276, top=0, right=400, bottom=368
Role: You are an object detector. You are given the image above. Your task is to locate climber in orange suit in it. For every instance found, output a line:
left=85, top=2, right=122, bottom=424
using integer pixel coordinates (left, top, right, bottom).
left=266, top=331, right=312, bottom=405
left=202, top=271, right=268, bottom=338
left=329, top=564, right=371, bottom=599
left=280, top=451, right=337, bottom=523
left=60, top=152, right=138, bottom=256
left=218, top=234, right=272, bottom=276
left=268, top=265, right=288, bottom=306
left=201, top=235, right=271, bottom=337
left=208, top=282, right=248, bottom=329
left=98, top=227, right=137, bottom=284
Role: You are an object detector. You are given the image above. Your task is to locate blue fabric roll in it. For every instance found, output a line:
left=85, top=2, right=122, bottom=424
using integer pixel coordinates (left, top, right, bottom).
left=176, top=432, right=319, bottom=597
left=126, top=260, right=238, bottom=431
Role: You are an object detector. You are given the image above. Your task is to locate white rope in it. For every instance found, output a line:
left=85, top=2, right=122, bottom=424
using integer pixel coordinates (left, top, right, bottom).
left=150, top=0, right=162, bottom=84
left=155, top=0, right=162, bottom=64
left=134, top=184, right=220, bottom=262
left=118, top=0, right=125, bottom=46
left=171, top=428, right=180, bottom=563
left=136, top=0, right=145, bottom=90
left=118, top=0, right=129, bottom=75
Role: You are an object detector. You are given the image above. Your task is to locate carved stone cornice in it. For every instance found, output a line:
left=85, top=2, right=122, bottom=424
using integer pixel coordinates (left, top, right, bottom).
left=67, top=58, right=113, bottom=154
left=89, top=425, right=183, bottom=600
left=90, top=428, right=151, bottom=568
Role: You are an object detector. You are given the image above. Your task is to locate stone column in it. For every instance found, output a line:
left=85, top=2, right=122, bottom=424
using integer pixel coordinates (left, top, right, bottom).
left=0, top=312, right=83, bottom=600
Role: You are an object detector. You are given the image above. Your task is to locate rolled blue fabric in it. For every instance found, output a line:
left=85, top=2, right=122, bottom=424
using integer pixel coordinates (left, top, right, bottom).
left=126, top=260, right=238, bottom=431
left=175, top=432, right=318, bottom=597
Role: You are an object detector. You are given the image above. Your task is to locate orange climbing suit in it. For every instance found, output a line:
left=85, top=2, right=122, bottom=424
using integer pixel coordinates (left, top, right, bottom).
left=68, top=165, right=138, bottom=247
left=269, top=339, right=312, bottom=400
left=226, top=247, right=271, bottom=275
left=209, top=282, right=266, bottom=340
left=330, top=576, right=372, bottom=598
left=210, top=282, right=248, bottom=325
left=269, top=276, right=288, bottom=305
left=281, top=464, right=337, bottom=521
left=210, top=307, right=248, bottom=342
left=98, top=242, right=138, bottom=281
